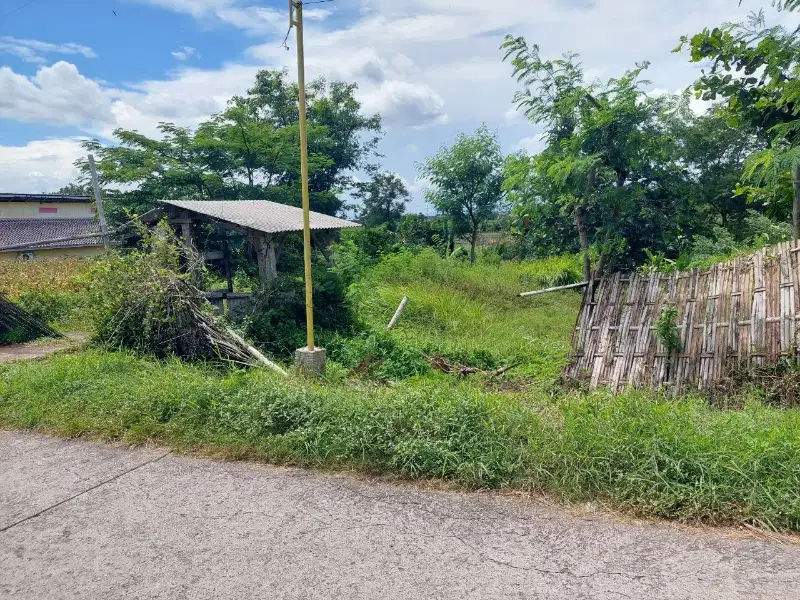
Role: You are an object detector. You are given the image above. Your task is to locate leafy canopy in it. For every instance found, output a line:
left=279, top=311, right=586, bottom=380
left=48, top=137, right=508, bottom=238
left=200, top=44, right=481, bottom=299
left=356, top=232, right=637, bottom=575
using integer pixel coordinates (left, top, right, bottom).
left=78, top=69, right=382, bottom=220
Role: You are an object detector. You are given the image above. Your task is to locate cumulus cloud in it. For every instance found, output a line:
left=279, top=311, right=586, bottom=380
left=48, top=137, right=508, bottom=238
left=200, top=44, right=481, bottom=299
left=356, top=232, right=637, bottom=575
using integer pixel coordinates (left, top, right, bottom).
left=171, top=46, right=198, bottom=60
left=361, top=80, right=447, bottom=127
left=0, top=36, right=95, bottom=64
left=0, top=139, right=87, bottom=192
left=0, top=62, right=113, bottom=127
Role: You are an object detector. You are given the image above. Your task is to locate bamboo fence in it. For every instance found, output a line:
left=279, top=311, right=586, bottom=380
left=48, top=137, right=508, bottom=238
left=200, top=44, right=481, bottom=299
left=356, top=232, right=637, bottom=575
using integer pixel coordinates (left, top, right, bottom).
left=565, top=240, right=800, bottom=393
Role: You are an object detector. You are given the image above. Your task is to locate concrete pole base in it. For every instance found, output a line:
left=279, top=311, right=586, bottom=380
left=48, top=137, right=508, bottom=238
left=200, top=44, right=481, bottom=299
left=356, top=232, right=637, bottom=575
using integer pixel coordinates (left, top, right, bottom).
left=294, top=347, right=326, bottom=376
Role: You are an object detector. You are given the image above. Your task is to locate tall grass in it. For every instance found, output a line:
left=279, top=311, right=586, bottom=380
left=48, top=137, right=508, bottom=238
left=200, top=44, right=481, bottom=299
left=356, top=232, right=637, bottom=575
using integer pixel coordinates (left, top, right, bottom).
left=350, top=250, right=584, bottom=379
left=0, top=258, right=91, bottom=298
left=2, top=350, right=799, bottom=530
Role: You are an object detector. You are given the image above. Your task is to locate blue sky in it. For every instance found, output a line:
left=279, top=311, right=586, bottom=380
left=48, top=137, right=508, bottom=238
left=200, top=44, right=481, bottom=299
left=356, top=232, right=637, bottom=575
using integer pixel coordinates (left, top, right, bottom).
left=0, top=0, right=797, bottom=212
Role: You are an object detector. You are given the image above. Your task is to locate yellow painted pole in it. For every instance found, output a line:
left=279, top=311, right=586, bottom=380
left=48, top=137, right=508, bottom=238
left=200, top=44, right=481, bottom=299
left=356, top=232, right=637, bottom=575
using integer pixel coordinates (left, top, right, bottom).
left=291, top=0, right=315, bottom=350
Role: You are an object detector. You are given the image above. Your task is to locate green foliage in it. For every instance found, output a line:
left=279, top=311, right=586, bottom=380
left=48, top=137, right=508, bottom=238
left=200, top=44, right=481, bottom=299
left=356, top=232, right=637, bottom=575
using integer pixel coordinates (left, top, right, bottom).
left=77, top=69, right=382, bottom=221
left=15, top=291, right=77, bottom=327
left=417, top=126, right=506, bottom=263
left=84, top=221, right=231, bottom=362
left=0, top=324, right=30, bottom=345
left=501, top=35, right=696, bottom=270
left=353, top=172, right=410, bottom=229
left=679, top=11, right=800, bottom=237
left=4, top=350, right=800, bottom=530
left=350, top=249, right=583, bottom=380
left=325, top=330, right=430, bottom=380
left=656, top=304, right=682, bottom=363
left=243, top=264, right=354, bottom=358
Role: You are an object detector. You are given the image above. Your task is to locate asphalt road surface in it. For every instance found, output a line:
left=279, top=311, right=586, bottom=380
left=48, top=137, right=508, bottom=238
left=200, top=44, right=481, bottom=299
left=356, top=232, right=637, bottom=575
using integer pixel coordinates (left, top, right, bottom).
left=1, top=430, right=798, bottom=599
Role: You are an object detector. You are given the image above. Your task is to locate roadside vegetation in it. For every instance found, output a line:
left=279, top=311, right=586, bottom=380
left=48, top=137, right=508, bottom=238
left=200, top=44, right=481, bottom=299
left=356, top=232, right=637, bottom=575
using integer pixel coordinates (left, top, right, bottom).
left=2, top=1, right=800, bottom=533
left=2, top=349, right=798, bottom=531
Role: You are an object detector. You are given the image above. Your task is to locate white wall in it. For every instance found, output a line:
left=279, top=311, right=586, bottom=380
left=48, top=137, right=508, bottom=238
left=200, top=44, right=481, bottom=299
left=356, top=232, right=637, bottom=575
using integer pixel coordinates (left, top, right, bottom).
left=0, top=202, right=96, bottom=220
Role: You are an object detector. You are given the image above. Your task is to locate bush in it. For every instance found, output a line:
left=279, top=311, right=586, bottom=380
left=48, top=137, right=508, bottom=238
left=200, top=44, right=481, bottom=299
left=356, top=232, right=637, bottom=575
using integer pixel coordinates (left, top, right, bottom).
left=85, top=221, right=252, bottom=364
left=16, top=291, right=77, bottom=325
left=325, top=329, right=430, bottom=379
left=244, top=264, right=355, bottom=357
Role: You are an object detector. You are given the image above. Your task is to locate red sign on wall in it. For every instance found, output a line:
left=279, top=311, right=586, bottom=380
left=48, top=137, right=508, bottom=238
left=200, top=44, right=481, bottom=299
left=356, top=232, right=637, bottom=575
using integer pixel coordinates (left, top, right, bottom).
left=38, top=207, right=58, bottom=214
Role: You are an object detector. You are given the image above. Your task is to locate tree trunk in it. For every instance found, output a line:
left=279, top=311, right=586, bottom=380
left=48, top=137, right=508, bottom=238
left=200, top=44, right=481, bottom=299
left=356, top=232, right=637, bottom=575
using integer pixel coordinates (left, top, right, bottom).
left=575, top=168, right=595, bottom=283
left=470, top=227, right=478, bottom=264
left=574, top=204, right=591, bottom=282
left=793, top=164, right=800, bottom=241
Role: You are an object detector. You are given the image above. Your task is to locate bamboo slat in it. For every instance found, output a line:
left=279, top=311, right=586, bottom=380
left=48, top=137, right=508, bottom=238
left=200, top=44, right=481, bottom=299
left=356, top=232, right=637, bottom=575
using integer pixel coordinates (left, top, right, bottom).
left=565, top=240, right=800, bottom=392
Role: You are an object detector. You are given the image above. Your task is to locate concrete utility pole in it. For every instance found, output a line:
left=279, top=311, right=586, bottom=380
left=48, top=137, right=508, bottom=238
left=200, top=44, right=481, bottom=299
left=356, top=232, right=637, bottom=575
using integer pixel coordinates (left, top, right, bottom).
left=87, top=154, right=110, bottom=250
left=290, top=0, right=326, bottom=374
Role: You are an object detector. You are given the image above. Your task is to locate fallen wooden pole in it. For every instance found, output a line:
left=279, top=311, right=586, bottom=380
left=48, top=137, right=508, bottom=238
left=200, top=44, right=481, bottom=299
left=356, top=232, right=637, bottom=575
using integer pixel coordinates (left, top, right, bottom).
left=387, top=296, right=409, bottom=330
left=225, top=327, right=288, bottom=376
left=518, top=282, right=589, bottom=297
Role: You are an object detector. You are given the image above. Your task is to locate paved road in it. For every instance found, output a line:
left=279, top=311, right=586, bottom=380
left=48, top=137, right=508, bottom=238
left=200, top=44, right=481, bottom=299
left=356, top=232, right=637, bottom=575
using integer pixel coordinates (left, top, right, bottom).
left=1, top=431, right=798, bottom=600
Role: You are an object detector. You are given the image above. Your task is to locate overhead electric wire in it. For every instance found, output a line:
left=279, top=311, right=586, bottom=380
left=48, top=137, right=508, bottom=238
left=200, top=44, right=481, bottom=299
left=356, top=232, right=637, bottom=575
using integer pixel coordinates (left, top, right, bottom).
left=0, top=0, right=40, bottom=21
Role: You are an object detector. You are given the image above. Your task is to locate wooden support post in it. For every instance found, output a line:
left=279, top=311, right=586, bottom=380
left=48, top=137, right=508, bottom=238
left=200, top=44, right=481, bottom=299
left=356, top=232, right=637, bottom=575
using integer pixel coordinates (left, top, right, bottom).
left=223, top=240, right=233, bottom=293
left=312, top=231, right=337, bottom=266
left=255, top=232, right=278, bottom=288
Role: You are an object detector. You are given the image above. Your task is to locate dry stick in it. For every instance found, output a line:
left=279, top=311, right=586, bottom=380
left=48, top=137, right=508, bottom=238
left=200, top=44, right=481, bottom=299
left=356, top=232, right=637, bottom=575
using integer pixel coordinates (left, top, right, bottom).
left=518, top=282, right=589, bottom=297
left=387, top=296, right=409, bottom=330
left=224, top=327, right=288, bottom=376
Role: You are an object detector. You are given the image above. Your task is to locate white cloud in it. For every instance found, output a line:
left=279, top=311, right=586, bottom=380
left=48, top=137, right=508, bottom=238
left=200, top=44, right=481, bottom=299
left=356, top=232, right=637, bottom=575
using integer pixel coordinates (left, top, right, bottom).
left=7, top=0, right=800, bottom=202
left=0, top=139, right=86, bottom=192
left=515, top=134, right=546, bottom=155
left=0, top=36, right=95, bottom=65
left=171, top=46, right=198, bottom=60
left=361, top=80, right=447, bottom=128
left=215, top=6, right=284, bottom=33
left=0, top=62, right=113, bottom=127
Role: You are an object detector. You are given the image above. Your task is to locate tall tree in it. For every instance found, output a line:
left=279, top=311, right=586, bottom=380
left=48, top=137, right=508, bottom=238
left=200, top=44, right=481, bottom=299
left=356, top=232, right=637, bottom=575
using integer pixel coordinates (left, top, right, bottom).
left=679, top=12, right=800, bottom=237
left=77, top=69, right=382, bottom=221
left=673, top=105, right=763, bottom=233
left=417, top=126, right=505, bottom=263
left=502, top=36, right=691, bottom=275
left=353, top=172, right=410, bottom=230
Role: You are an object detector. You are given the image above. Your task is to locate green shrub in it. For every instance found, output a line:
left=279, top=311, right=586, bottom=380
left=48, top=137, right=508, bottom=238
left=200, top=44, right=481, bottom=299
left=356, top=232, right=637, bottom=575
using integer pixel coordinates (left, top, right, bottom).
left=16, top=291, right=77, bottom=325
left=325, top=330, right=430, bottom=379
left=244, top=265, right=355, bottom=357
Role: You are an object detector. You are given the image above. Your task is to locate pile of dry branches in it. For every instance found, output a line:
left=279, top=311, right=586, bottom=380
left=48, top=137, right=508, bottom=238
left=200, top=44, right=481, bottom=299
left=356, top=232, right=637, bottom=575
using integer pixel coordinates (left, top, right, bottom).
left=87, top=221, right=269, bottom=367
left=0, top=293, right=62, bottom=344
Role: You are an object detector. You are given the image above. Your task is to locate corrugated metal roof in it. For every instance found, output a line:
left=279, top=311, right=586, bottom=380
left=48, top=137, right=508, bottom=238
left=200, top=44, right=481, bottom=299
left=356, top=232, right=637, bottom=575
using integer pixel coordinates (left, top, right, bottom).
left=0, top=193, right=91, bottom=203
left=0, top=219, right=104, bottom=251
left=161, top=200, right=360, bottom=234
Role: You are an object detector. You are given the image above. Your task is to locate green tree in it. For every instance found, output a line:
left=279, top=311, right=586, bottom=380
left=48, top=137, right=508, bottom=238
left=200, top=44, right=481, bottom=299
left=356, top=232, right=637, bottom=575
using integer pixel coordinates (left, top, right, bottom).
left=502, top=36, right=692, bottom=276
left=679, top=12, right=800, bottom=237
left=353, top=172, right=410, bottom=230
left=78, top=69, right=382, bottom=221
left=417, top=126, right=505, bottom=263
left=673, top=105, right=762, bottom=233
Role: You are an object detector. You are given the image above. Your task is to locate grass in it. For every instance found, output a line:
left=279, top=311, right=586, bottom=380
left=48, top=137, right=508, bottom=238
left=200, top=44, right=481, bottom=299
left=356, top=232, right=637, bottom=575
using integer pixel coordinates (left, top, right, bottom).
left=348, top=250, right=584, bottom=379
left=3, top=249, right=799, bottom=531
left=1, top=350, right=799, bottom=531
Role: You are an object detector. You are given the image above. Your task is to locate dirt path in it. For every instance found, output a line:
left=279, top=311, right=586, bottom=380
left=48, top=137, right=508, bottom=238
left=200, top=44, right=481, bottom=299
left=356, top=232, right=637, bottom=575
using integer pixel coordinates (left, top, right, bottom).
left=0, top=333, right=88, bottom=363
left=1, top=431, right=798, bottom=599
